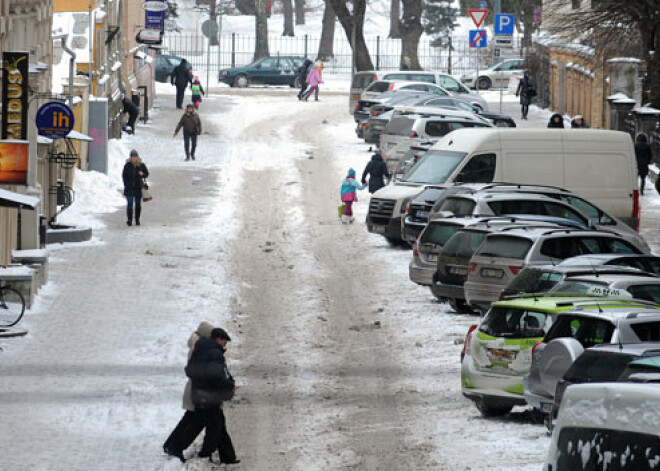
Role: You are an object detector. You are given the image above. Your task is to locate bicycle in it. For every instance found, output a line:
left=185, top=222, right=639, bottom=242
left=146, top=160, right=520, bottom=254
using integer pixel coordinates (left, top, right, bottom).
left=0, top=282, right=25, bottom=327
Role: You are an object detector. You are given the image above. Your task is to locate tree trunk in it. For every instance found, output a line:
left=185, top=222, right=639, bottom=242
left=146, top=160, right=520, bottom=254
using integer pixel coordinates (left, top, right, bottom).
left=329, top=0, right=374, bottom=71
left=236, top=0, right=256, bottom=15
left=640, top=22, right=660, bottom=108
left=521, top=0, right=533, bottom=50
left=295, top=0, right=305, bottom=25
left=282, top=0, right=294, bottom=36
left=389, top=0, right=401, bottom=39
left=400, top=0, right=423, bottom=70
left=317, top=0, right=335, bottom=61
left=254, top=0, right=270, bottom=61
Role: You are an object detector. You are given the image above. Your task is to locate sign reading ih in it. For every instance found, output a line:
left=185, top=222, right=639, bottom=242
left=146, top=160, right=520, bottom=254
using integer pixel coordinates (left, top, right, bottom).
left=36, top=102, right=74, bottom=138
left=494, top=14, right=515, bottom=35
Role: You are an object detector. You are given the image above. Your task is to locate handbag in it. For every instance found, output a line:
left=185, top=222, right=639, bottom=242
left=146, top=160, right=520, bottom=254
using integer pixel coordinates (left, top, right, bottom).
left=338, top=204, right=345, bottom=218
left=142, top=179, right=152, bottom=202
left=191, top=386, right=235, bottom=407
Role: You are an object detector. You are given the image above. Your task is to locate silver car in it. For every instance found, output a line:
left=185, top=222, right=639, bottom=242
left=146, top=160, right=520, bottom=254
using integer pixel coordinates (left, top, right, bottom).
left=550, top=273, right=660, bottom=302
left=460, top=58, right=525, bottom=90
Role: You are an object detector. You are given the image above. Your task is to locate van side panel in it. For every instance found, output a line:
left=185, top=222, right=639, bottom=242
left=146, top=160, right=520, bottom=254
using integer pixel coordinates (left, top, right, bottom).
left=499, top=136, right=564, bottom=186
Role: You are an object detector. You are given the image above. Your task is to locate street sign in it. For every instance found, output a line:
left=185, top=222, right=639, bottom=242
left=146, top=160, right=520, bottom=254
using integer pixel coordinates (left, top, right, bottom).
left=469, top=30, right=487, bottom=48
left=201, top=19, right=218, bottom=39
left=468, top=9, right=489, bottom=28
left=141, top=1, right=168, bottom=11
left=145, top=0, right=165, bottom=32
left=534, top=5, right=542, bottom=25
left=493, top=36, right=513, bottom=47
left=36, top=102, right=74, bottom=138
left=494, top=14, right=515, bottom=35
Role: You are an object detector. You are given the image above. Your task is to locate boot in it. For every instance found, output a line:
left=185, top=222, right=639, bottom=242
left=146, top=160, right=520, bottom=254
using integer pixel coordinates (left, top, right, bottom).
left=349, top=216, right=355, bottom=223
left=127, top=207, right=133, bottom=226
left=135, top=207, right=141, bottom=226
left=341, top=215, right=348, bottom=224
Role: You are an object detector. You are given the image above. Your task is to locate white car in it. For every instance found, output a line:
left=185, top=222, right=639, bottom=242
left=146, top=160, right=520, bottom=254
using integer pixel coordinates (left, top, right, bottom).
left=460, top=58, right=524, bottom=90
left=360, top=80, right=451, bottom=101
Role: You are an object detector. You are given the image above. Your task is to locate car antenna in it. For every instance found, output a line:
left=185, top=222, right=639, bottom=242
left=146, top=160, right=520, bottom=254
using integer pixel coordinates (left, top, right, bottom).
left=616, top=319, right=623, bottom=351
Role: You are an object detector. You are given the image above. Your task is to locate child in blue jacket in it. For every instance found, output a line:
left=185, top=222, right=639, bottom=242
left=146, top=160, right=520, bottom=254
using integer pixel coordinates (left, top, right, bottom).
left=340, top=168, right=367, bottom=224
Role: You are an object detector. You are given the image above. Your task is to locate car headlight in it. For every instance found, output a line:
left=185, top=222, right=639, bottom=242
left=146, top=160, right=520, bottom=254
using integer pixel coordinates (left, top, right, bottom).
left=221, top=70, right=228, bottom=76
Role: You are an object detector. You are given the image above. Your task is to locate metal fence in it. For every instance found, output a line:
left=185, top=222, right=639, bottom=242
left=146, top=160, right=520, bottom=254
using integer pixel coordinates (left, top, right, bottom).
left=162, top=32, right=521, bottom=76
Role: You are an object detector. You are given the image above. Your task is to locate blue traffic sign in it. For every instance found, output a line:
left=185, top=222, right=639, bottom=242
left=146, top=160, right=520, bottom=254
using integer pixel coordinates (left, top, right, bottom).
left=494, top=14, right=515, bottom=35
left=36, top=102, right=74, bottom=138
left=469, top=30, right=487, bottom=48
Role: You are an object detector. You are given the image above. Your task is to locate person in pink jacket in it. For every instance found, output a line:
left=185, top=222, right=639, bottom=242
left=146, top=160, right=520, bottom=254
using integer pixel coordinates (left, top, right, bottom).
left=304, top=62, right=324, bottom=101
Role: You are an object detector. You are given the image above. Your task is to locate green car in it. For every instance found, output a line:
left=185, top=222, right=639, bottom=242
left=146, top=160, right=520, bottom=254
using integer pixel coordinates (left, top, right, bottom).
left=218, top=56, right=306, bottom=88
left=460, top=295, right=655, bottom=417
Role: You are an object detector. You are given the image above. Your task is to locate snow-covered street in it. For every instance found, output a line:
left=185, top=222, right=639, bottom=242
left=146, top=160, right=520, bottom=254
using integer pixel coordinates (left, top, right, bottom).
left=3, top=84, right=656, bottom=470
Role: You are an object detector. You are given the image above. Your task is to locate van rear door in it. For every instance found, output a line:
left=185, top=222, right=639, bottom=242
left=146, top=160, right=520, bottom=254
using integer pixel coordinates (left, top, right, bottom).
left=349, top=72, right=378, bottom=114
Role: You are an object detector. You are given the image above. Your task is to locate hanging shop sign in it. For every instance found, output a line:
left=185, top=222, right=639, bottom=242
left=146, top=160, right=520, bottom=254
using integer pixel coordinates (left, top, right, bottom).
left=0, top=140, right=29, bottom=185
left=36, top=102, right=75, bottom=138
left=142, top=1, right=168, bottom=12
left=145, top=0, right=166, bottom=31
left=136, top=29, right=163, bottom=45
left=2, top=52, right=29, bottom=140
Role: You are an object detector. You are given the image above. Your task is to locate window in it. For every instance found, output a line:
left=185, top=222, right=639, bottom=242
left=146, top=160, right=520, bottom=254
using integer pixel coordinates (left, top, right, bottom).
left=402, top=151, right=467, bottom=184
left=384, top=117, right=415, bottom=136
left=258, top=58, right=279, bottom=68
left=455, top=153, right=496, bottom=183
left=441, top=230, right=488, bottom=258
left=476, top=236, right=533, bottom=260
left=630, top=321, right=660, bottom=342
left=603, top=239, right=640, bottom=254
left=351, top=73, right=377, bottom=89
left=541, top=238, right=582, bottom=259
left=488, top=199, right=541, bottom=216
left=366, top=81, right=391, bottom=93
left=426, top=98, right=454, bottom=108
left=480, top=307, right=549, bottom=338
left=541, top=202, right=588, bottom=224
left=427, top=86, right=448, bottom=96
left=564, top=351, right=638, bottom=383
left=409, top=74, right=435, bottom=83
left=383, top=73, right=408, bottom=81
left=505, top=269, right=565, bottom=294
left=645, top=259, right=660, bottom=275
left=626, top=284, right=660, bottom=305
left=402, top=84, right=428, bottom=91
left=544, top=315, right=615, bottom=347
left=560, top=195, right=612, bottom=224
left=439, top=197, right=476, bottom=216
left=420, top=223, right=462, bottom=246
left=438, top=76, right=461, bottom=92
left=425, top=121, right=452, bottom=137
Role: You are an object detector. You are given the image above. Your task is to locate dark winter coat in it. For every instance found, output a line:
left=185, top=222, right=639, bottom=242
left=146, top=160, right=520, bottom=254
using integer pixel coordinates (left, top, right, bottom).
left=516, top=75, right=534, bottom=106
left=299, top=59, right=313, bottom=83
left=122, top=161, right=149, bottom=197
left=175, top=111, right=202, bottom=135
left=570, top=118, right=589, bottom=128
left=171, top=60, right=192, bottom=88
left=635, top=142, right=653, bottom=177
left=186, top=337, right=235, bottom=407
left=362, top=154, right=391, bottom=193
left=548, top=113, right=565, bottom=128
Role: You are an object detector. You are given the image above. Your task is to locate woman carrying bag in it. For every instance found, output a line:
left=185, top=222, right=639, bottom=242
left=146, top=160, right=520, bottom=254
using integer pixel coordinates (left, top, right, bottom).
left=122, top=149, right=149, bottom=226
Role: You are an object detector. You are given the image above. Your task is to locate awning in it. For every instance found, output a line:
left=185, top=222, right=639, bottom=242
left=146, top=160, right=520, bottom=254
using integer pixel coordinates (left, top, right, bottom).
left=0, top=188, right=39, bottom=209
left=64, top=130, right=94, bottom=142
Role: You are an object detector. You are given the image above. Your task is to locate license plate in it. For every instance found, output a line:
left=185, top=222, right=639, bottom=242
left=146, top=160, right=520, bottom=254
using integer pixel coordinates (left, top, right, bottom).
left=449, top=266, right=467, bottom=276
left=481, top=268, right=504, bottom=278
left=540, top=403, right=553, bottom=413
left=372, top=225, right=386, bottom=234
left=416, top=210, right=429, bottom=219
left=487, top=348, right=517, bottom=362
left=352, top=94, right=360, bottom=100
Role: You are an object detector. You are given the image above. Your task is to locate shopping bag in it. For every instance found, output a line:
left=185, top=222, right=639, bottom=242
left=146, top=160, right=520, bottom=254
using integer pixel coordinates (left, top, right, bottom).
left=338, top=204, right=345, bottom=218
left=142, top=188, right=153, bottom=202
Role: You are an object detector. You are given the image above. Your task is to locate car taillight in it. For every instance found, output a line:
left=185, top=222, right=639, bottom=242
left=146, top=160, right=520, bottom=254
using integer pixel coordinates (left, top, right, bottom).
left=509, top=266, right=522, bottom=276
left=531, top=340, right=543, bottom=363
left=410, top=131, right=418, bottom=138
left=388, top=83, right=395, bottom=91
left=461, top=324, right=479, bottom=362
left=355, top=103, right=360, bottom=111
left=632, top=189, right=640, bottom=231
left=372, top=111, right=379, bottom=117
left=468, top=262, right=478, bottom=275
left=405, top=202, right=411, bottom=213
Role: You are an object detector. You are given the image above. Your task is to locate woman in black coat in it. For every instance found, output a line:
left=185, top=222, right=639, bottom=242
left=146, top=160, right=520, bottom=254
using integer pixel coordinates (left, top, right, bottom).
left=361, top=153, right=391, bottom=193
left=635, top=132, right=653, bottom=195
left=548, top=113, right=564, bottom=128
left=122, top=149, right=149, bottom=226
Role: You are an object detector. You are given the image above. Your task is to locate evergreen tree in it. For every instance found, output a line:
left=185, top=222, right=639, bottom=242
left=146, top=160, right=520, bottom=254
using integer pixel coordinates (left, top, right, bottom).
left=422, top=0, right=458, bottom=39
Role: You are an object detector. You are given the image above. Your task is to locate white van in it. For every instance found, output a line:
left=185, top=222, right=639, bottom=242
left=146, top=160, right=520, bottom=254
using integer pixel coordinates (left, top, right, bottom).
left=366, top=128, right=639, bottom=244
left=545, top=382, right=660, bottom=470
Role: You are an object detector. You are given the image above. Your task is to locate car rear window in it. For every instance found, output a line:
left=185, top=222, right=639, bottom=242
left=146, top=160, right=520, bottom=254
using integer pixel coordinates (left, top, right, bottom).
left=475, top=236, right=533, bottom=260
left=505, top=268, right=564, bottom=295
left=630, top=322, right=660, bottom=342
left=479, top=307, right=548, bottom=338
left=541, top=236, right=640, bottom=260
left=626, top=284, right=660, bottom=304
left=544, top=315, right=615, bottom=347
left=439, top=197, right=476, bottom=216
left=366, top=81, right=391, bottom=93
left=557, top=428, right=660, bottom=470
left=550, top=280, right=633, bottom=298
left=352, top=73, right=377, bottom=89
left=441, top=230, right=488, bottom=258
left=420, top=223, right=461, bottom=246
left=384, top=117, right=415, bottom=136
left=564, top=351, right=638, bottom=382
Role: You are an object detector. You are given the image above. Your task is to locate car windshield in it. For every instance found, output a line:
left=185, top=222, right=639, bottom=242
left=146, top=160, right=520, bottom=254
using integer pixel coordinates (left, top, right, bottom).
left=475, top=236, right=533, bottom=259
left=479, top=307, right=549, bottom=338
left=420, top=223, right=462, bottom=246
left=439, top=197, right=476, bottom=216
left=401, top=151, right=467, bottom=184
left=505, top=268, right=564, bottom=295
left=441, top=230, right=488, bottom=258
left=544, top=315, right=615, bottom=347
left=366, top=81, right=391, bottom=93
left=564, top=351, right=639, bottom=382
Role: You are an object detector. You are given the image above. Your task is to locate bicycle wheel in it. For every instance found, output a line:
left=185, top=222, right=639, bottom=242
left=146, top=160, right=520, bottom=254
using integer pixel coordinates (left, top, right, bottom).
left=0, top=287, right=25, bottom=327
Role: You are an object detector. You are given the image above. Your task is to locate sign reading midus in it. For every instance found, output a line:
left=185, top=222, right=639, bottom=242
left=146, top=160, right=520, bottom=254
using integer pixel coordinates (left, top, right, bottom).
left=2, top=52, right=29, bottom=140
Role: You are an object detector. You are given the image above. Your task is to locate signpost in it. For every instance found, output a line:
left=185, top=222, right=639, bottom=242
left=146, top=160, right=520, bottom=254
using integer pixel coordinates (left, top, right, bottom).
left=468, top=9, right=489, bottom=95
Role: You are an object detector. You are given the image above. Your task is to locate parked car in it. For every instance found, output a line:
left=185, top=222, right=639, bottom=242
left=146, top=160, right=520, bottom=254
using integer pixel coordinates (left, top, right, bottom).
left=618, top=356, right=660, bottom=382
left=460, top=58, right=525, bottom=90
left=459, top=296, right=643, bottom=417
left=218, top=56, right=305, bottom=88
left=544, top=382, right=660, bottom=471
left=349, top=70, right=379, bottom=114
left=155, top=54, right=189, bottom=83
left=558, top=253, right=660, bottom=275
left=380, top=71, right=488, bottom=110
left=406, top=95, right=515, bottom=127
left=523, top=302, right=660, bottom=416
left=362, top=93, right=437, bottom=144
left=464, top=227, right=643, bottom=313
left=360, top=80, right=450, bottom=101
left=500, top=265, right=656, bottom=299
left=550, top=274, right=660, bottom=304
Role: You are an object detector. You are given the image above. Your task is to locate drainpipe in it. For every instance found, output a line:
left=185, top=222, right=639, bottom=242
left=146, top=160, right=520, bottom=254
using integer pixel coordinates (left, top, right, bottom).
left=60, top=34, right=76, bottom=109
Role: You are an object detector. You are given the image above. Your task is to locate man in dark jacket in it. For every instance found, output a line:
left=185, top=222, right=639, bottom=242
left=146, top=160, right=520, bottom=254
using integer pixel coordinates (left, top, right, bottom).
left=171, top=59, right=192, bottom=109
left=361, top=153, right=391, bottom=193
left=121, top=96, right=139, bottom=135
left=297, top=59, right=313, bottom=101
left=515, top=70, right=534, bottom=120
left=186, top=328, right=239, bottom=464
left=548, top=113, right=565, bottom=128
left=122, top=149, right=149, bottom=226
left=635, top=132, right=653, bottom=195
left=173, top=104, right=202, bottom=161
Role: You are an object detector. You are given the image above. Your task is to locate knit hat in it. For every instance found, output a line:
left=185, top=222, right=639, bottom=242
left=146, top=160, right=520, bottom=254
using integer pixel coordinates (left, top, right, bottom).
left=129, top=149, right=139, bottom=157
left=348, top=168, right=356, bottom=176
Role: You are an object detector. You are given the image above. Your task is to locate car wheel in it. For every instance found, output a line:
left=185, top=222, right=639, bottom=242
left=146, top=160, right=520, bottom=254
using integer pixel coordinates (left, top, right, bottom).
left=448, top=298, right=472, bottom=314
left=476, top=398, right=513, bottom=417
left=495, top=120, right=510, bottom=127
left=385, top=236, right=403, bottom=247
left=477, top=76, right=491, bottom=90
left=293, top=76, right=300, bottom=88
left=234, top=74, right=249, bottom=88
left=430, top=284, right=445, bottom=301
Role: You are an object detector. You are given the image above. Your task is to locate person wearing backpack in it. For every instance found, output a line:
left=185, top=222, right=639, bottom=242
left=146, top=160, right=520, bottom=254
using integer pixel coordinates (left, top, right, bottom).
left=191, top=76, right=205, bottom=109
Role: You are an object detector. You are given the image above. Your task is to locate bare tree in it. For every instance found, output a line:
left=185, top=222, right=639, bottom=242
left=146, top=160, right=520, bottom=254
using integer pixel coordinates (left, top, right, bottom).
left=400, top=0, right=423, bottom=69
left=328, top=0, right=374, bottom=71
left=389, top=0, right=401, bottom=38
left=317, top=0, right=336, bottom=61
left=295, top=0, right=306, bottom=25
left=254, top=0, right=270, bottom=60
left=283, top=0, right=295, bottom=36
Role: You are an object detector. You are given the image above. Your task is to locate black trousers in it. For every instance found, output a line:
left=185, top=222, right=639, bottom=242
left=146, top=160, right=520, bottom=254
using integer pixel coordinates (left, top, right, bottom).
left=199, top=407, right=236, bottom=462
left=183, top=132, right=198, bottom=158
left=176, top=85, right=187, bottom=108
left=297, top=79, right=306, bottom=98
left=163, top=410, right=204, bottom=454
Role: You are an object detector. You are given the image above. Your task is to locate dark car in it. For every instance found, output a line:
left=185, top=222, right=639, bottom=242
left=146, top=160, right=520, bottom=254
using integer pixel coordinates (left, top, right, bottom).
left=155, top=54, right=190, bottom=83
left=408, top=96, right=516, bottom=127
left=559, top=254, right=660, bottom=275
left=218, top=56, right=305, bottom=88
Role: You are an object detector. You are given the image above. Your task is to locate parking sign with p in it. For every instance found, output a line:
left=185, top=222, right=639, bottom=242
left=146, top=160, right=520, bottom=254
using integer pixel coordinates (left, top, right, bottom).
left=494, top=14, right=515, bottom=35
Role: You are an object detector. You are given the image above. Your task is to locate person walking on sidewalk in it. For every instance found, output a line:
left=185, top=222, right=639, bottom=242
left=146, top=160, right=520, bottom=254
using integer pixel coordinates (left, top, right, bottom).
left=515, top=70, right=535, bottom=120
left=171, top=59, right=192, bottom=109
left=635, top=132, right=653, bottom=195
left=361, top=153, right=390, bottom=194
left=174, top=104, right=202, bottom=161
left=191, top=76, right=205, bottom=109
left=186, top=328, right=239, bottom=465
left=122, top=149, right=149, bottom=226
left=340, top=168, right=367, bottom=224
left=303, top=62, right=324, bottom=102
left=297, top=58, right=313, bottom=100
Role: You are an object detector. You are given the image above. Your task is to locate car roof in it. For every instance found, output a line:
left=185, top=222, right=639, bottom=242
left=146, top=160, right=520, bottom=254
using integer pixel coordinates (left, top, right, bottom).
left=560, top=274, right=660, bottom=284
left=492, top=296, right=657, bottom=313
left=586, top=343, right=660, bottom=355
left=519, top=264, right=651, bottom=276
left=446, top=192, right=573, bottom=203
left=483, top=226, right=604, bottom=239
left=395, top=106, right=480, bottom=120
left=555, top=306, right=660, bottom=321
left=559, top=254, right=660, bottom=265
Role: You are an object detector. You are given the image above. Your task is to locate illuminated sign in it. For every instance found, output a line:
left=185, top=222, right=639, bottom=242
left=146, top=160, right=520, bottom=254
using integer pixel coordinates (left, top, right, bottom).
left=2, top=52, right=29, bottom=140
